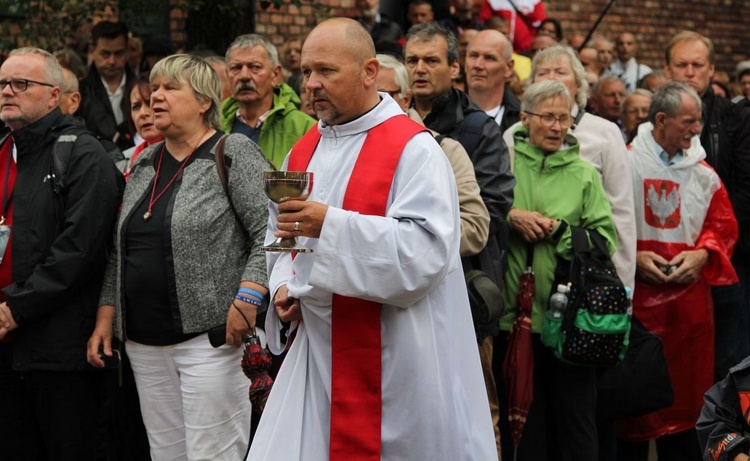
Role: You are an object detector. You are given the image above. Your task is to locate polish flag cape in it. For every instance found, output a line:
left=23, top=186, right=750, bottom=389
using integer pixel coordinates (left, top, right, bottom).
left=618, top=123, right=738, bottom=440
left=479, top=0, right=546, bottom=52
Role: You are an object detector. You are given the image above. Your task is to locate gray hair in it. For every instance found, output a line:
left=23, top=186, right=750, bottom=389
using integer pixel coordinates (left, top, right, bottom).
left=61, top=67, right=80, bottom=93
left=530, top=45, right=589, bottom=109
left=647, top=81, right=702, bottom=125
left=592, top=76, right=625, bottom=98
left=226, top=34, right=279, bottom=67
left=405, top=22, right=459, bottom=64
left=521, top=80, right=574, bottom=113
left=621, top=88, right=652, bottom=114
left=150, top=54, right=222, bottom=130
left=376, top=53, right=409, bottom=97
left=9, top=47, right=63, bottom=87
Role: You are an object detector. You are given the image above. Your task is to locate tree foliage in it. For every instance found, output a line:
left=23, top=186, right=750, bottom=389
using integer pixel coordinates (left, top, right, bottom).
left=0, top=0, right=322, bottom=54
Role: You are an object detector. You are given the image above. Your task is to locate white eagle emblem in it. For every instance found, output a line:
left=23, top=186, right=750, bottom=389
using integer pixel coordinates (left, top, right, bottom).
left=646, top=184, right=680, bottom=225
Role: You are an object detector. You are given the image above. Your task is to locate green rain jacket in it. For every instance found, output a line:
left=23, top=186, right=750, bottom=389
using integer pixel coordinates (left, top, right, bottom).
left=220, top=82, right=316, bottom=168
left=500, top=126, right=617, bottom=333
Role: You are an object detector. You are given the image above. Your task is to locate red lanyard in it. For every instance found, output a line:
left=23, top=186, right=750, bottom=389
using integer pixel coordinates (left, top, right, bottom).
left=143, top=130, right=208, bottom=221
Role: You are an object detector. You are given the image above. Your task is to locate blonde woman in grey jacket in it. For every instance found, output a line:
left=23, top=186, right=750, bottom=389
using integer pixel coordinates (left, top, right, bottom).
left=87, top=54, right=269, bottom=461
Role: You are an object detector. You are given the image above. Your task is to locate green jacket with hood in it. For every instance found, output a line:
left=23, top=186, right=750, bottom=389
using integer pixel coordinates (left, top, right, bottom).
left=500, top=126, right=617, bottom=333
left=220, top=83, right=316, bottom=168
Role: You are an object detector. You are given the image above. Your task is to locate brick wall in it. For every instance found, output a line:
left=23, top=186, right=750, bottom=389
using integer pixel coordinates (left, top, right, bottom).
left=251, top=0, right=750, bottom=75
left=546, top=0, right=750, bottom=76
left=254, top=0, right=359, bottom=49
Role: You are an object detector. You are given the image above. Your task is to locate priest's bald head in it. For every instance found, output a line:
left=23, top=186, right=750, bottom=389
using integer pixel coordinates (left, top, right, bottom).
left=301, top=18, right=381, bottom=126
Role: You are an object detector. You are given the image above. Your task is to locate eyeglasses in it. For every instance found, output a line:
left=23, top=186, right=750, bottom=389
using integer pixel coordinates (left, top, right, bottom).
left=525, top=111, right=573, bottom=128
left=0, top=78, right=55, bottom=93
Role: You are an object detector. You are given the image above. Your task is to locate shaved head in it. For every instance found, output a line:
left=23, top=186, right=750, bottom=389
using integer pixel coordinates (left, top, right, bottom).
left=310, top=18, right=376, bottom=66
left=471, top=29, right=513, bottom=61
left=301, top=18, right=380, bottom=125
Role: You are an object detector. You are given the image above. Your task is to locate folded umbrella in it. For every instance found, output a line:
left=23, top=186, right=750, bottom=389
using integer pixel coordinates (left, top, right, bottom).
left=241, top=331, right=274, bottom=415
left=502, top=245, right=535, bottom=449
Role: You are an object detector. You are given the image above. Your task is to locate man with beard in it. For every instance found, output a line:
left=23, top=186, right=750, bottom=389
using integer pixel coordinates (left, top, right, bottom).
left=77, top=20, right=134, bottom=154
left=248, top=17, right=495, bottom=460
left=220, top=34, right=315, bottom=168
left=0, top=47, right=124, bottom=460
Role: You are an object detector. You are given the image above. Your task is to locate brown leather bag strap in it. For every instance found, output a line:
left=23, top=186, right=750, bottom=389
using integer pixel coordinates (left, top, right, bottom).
left=215, top=134, right=251, bottom=249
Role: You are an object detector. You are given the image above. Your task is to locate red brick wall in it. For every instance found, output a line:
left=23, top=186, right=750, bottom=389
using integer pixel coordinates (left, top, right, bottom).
left=251, top=0, right=750, bottom=75
left=254, top=0, right=359, bottom=48
left=546, top=0, right=750, bottom=76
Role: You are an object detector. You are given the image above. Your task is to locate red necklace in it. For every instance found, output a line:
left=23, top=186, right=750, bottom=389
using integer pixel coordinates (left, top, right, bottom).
left=143, top=130, right=209, bottom=221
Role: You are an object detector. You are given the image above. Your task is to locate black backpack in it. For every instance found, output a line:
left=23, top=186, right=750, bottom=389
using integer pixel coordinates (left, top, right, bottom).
left=541, top=225, right=631, bottom=367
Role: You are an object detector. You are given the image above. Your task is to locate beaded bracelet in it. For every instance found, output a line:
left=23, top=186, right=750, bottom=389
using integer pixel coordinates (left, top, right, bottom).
left=235, top=294, right=262, bottom=306
left=238, top=287, right=264, bottom=300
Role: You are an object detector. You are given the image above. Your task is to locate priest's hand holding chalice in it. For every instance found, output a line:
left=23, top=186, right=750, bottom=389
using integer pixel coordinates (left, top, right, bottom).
left=263, top=171, right=326, bottom=253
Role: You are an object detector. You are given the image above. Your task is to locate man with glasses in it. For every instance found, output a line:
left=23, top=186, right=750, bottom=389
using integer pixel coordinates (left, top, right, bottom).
left=219, top=34, right=315, bottom=168
left=0, top=47, right=123, bottom=460
left=375, top=52, right=490, bottom=275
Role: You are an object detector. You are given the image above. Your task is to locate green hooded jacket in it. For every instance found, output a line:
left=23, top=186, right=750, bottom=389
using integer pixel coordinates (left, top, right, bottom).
left=500, top=126, right=617, bottom=333
left=220, top=82, right=316, bottom=168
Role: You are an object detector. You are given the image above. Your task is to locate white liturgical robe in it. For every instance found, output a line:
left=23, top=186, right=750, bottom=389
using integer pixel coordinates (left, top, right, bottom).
left=248, top=96, right=496, bottom=460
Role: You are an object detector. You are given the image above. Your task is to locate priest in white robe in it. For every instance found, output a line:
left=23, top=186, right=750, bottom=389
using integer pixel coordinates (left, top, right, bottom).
left=247, top=18, right=496, bottom=461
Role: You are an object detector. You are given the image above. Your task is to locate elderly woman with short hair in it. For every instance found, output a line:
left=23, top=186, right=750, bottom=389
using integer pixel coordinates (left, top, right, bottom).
left=87, top=54, right=269, bottom=460
left=497, top=80, right=617, bottom=461
left=503, top=45, right=636, bottom=291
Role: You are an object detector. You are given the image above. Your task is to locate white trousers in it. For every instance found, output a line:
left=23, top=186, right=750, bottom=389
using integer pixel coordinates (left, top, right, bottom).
left=127, top=334, right=251, bottom=461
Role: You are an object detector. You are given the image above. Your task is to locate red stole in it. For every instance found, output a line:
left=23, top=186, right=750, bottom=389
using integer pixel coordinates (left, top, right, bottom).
left=288, top=115, right=426, bottom=461
left=0, top=137, right=16, bottom=343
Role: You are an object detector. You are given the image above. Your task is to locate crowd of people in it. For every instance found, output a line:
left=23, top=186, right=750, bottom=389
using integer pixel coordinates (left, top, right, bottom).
left=0, top=0, right=750, bottom=460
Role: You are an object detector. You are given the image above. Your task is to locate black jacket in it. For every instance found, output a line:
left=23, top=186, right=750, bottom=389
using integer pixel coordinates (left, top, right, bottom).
left=701, top=88, right=750, bottom=258
left=2, top=109, right=124, bottom=371
left=356, top=15, right=403, bottom=48
left=77, top=63, right=135, bottom=153
left=423, top=88, right=516, bottom=340
left=697, top=356, right=750, bottom=460
left=500, top=87, right=521, bottom=135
